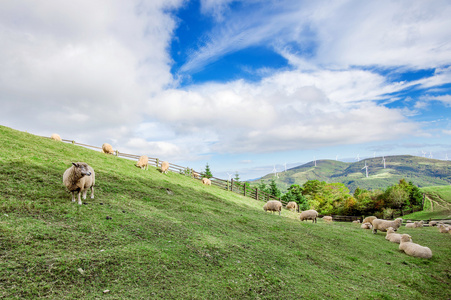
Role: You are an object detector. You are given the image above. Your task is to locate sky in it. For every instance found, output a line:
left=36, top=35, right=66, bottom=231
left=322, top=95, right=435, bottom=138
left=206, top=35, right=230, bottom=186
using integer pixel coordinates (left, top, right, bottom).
left=1, top=0, right=451, bottom=180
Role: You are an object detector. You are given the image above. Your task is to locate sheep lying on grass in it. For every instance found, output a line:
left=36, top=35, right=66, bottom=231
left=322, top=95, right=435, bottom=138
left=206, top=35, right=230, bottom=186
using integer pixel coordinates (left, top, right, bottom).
left=385, top=227, right=406, bottom=244
left=361, top=223, right=372, bottom=229
left=399, top=234, right=432, bottom=258
left=263, top=200, right=282, bottom=216
left=136, top=155, right=148, bottom=170
left=438, top=224, right=450, bottom=233
left=63, top=162, right=95, bottom=205
left=286, top=201, right=298, bottom=212
left=352, top=220, right=361, bottom=224
left=362, top=216, right=377, bottom=225
left=50, top=133, right=62, bottom=141
left=299, top=210, right=318, bottom=223
left=160, top=161, right=169, bottom=174
left=202, top=178, right=211, bottom=185
left=101, top=143, right=114, bottom=154
left=429, top=221, right=438, bottom=226
left=372, top=218, right=403, bottom=234
left=322, top=216, right=333, bottom=223
left=406, top=221, right=419, bottom=228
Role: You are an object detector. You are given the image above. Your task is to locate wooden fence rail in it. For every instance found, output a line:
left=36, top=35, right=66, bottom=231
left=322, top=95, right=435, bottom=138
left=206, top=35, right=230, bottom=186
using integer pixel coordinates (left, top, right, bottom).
left=46, top=136, right=283, bottom=205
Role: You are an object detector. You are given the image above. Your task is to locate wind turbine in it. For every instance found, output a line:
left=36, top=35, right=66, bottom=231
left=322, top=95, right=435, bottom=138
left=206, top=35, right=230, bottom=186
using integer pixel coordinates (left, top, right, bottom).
left=226, top=172, right=233, bottom=182
left=335, top=154, right=339, bottom=161
left=362, top=161, right=369, bottom=178
left=382, top=156, right=386, bottom=169
left=446, top=154, right=449, bottom=161
left=284, top=162, right=287, bottom=172
left=429, top=151, right=433, bottom=159
left=373, top=152, right=376, bottom=158
left=272, top=165, right=279, bottom=178
left=314, top=156, right=317, bottom=167
left=356, top=154, right=360, bottom=162
left=421, top=150, right=426, bottom=157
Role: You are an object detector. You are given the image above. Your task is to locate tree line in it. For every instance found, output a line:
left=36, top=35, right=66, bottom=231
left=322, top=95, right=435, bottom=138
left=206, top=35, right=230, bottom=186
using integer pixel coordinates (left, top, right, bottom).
left=259, top=178, right=423, bottom=218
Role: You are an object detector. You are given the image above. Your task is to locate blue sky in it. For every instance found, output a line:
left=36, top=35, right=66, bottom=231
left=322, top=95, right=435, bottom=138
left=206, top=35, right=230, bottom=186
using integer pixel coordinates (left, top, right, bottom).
left=1, top=0, right=450, bottom=180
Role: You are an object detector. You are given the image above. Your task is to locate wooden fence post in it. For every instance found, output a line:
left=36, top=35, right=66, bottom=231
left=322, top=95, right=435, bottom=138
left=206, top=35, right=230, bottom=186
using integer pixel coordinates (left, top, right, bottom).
left=156, top=158, right=159, bottom=168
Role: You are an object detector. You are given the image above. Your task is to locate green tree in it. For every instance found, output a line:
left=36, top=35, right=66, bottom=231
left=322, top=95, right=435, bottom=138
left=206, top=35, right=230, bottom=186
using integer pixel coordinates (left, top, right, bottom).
left=234, top=171, right=240, bottom=182
left=203, top=163, right=213, bottom=179
left=281, top=184, right=309, bottom=211
left=268, top=178, right=281, bottom=198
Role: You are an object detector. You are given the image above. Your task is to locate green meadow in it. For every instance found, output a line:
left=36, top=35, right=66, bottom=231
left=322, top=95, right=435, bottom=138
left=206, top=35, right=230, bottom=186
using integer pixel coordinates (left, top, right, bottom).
left=0, top=125, right=450, bottom=299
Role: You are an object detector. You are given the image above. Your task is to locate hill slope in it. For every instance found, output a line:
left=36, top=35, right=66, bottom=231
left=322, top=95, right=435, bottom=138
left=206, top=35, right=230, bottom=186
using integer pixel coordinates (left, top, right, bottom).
left=257, top=156, right=451, bottom=193
left=1, top=125, right=450, bottom=299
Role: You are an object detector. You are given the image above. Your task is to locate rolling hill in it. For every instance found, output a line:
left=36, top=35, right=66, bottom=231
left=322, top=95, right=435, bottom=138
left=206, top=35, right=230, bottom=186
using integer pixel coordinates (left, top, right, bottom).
left=1, top=125, right=450, bottom=299
left=256, top=156, right=451, bottom=193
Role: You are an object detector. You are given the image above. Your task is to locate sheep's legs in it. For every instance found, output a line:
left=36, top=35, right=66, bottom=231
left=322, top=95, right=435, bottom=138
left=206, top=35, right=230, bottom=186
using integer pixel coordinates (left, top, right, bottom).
left=78, top=192, right=83, bottom=205
left=71, top=192, right=76, bottom=202
left=90, top=186, right=94, bottom=199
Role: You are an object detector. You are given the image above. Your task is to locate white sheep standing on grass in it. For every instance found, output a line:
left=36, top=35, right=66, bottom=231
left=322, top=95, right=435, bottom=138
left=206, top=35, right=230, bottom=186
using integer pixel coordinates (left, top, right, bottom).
left=202, top=178, right=211, bottom=185
left=385, top=227, right=407, bottom=244
left=362, top=216, right=377, bottom=225
left=160, top=161, right=169, bottom=174
left=263, top=200, right=282, bottom=216
left=399, top=234, right=433, bottom=258
left=50, top=133, right=62, bottom=141
left=286, top=201, right=298, bottom=212
left=101, top=143, right=114, bottom=154
left=63, top=162, right=95, bottom=205
left=299, top=210, right=318, bottom=223
left=372, top=218, right=403, bottom=234
left=136, top=155, right=148, bottom=170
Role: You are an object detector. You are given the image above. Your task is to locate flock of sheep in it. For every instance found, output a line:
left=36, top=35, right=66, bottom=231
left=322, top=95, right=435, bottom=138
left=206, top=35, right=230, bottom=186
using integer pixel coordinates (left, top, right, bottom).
left=356, top=216, right=450, bottom=258
left=263, top=199, right=450, bottom=259
left=55, top=136, right=213, bottom=207
left=53, top=133, right=449, bottom=260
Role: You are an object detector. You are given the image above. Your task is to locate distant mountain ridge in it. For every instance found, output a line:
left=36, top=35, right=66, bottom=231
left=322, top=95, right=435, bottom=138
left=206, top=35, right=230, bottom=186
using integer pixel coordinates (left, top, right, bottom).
left=255, top=155, right=451, bottom=193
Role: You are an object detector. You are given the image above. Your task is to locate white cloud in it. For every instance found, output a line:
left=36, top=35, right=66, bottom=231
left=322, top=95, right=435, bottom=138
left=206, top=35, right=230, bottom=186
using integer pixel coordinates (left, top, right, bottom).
left=0, top=0, right=182, bottom=146
left=181, top=0, right=451, bottom=73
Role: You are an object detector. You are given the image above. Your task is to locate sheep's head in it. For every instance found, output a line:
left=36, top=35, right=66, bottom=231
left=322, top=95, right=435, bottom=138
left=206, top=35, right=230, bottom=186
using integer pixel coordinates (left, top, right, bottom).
left=400, top=234, right=412, bottom=242
left=72, top=162, right=91, bottom=176
left=394, top=218, right=403, bottom=225
left=387, top=227, right=394, bottom=233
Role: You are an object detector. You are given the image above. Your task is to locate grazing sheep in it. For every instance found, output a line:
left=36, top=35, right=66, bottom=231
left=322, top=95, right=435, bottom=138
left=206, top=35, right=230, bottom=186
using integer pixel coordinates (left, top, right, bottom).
left=136, top=155, right=148, bottom=170
left=193, top=171, right=201, bottom=179
left=362, top=216, right=377, bottom=225
left=101, top=143, right=114, bottom=154
left=160, top=161, right=169, bottom=174
left=372, top=218, right=403, bottom=234
left=361, top=222, right=372, bottom=229
left=202, top=178, right=211, bottom=185
left=399, top=234, right=432, bottom=258
left=322, top=216, right=333, bottom=223
left=385, top=227, right=407, bottom=244
left=299, top=210, right=318, bottom=223
left=286, top=201, right=298, bottom=212
left=263, top=200, right=283, bottom=216
left=429, top=221, right=438, bottom=226
left=438, top=224, right=450, bottom=233
left=352, top=220, right=361, bottom=224
left=50, top=133, right=62, bottom=141
left=63, top=162, right=95, bottom=205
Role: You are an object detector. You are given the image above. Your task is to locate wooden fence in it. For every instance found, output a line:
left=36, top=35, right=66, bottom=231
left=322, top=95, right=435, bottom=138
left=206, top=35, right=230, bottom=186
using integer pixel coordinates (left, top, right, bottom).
left=48, top=137, right=284, bottom=205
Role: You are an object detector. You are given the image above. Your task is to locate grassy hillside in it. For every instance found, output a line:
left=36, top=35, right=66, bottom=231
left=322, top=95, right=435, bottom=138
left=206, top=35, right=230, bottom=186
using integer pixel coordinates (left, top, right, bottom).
left=403, top=186, right=451, bottom=220
left=1, top=125, right=450, bottom=299
left=257, top=156, right=451, bottom=193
